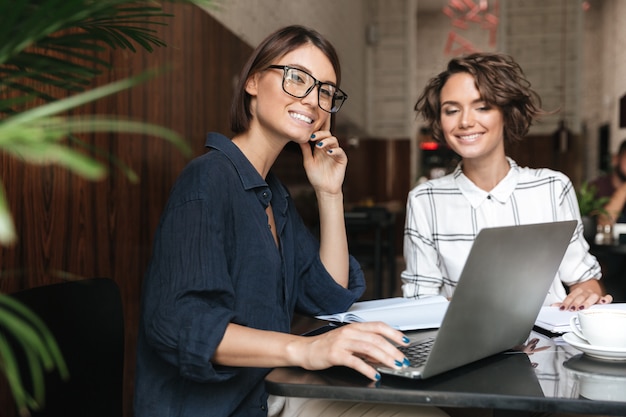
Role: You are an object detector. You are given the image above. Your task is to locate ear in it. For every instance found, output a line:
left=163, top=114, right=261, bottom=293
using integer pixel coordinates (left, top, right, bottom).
left=245, top=73, right=260, bottom=97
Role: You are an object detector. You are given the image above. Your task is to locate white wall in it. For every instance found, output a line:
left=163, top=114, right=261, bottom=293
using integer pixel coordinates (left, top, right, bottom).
left=504, top=0, right=582, bottom=136
left=201, top=0, right=367, bottom=136
left=581, top=0, right=604, bottom=180
left=579, top=0, right=626, bottom=180
left=602, top=0, right=626, bottom=148
left=200, top=0, right=626, bottom=182
left=363, top=0, right=418, bottom=139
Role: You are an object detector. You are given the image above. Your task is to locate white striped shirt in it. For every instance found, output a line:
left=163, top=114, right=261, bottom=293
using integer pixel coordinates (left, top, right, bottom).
left=401, top=158, right=601, bottom=305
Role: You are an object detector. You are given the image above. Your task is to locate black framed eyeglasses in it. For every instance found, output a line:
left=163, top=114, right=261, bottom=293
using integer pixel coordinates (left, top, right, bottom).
left=266, top=65, right=348, bottom=113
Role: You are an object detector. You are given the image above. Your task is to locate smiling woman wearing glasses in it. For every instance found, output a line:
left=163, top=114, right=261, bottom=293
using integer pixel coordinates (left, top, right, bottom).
left=134, top=25, right=448, bottom=417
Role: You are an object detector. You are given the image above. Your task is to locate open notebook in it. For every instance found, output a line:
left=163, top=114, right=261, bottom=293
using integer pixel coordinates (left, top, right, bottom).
left=377, top=220, right=577, bottom=379
left=315, top=296, right=449, bottom=330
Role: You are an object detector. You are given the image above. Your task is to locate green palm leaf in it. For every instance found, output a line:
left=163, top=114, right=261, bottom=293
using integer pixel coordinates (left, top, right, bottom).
left=0, top=1, right=209, bottom=114
left=0, top=293, right=69, bottom=415
left=0, top=1, right=213, bottom=415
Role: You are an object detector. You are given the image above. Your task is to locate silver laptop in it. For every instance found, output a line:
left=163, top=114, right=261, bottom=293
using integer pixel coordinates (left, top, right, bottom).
left=378, top=220, right=577, bottom=379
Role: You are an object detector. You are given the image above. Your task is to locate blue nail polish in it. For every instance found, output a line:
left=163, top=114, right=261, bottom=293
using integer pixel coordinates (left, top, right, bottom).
left=310, top=134, right=316, bottom=139
left=394, top=360, right=402, bottom=367
left=403, top=358, right=411, bottom=367
left=316, top=141, right=323, bottom=146
left=327, top=149, right=333, bottom=153
left=402, top=336, right=410, bottom=343
left=375, top=373, right=381, bottom=381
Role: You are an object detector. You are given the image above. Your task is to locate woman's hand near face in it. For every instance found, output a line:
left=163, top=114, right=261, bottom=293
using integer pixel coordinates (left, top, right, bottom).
left=299, top=118, right=351, bottom=285
left=299, top=118, right=347, bottom=196
left=288, top=322, right=411, bottom=381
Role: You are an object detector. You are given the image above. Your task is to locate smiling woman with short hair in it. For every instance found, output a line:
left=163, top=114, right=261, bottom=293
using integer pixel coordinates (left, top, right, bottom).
left=402, top=52, right=612, bottom=311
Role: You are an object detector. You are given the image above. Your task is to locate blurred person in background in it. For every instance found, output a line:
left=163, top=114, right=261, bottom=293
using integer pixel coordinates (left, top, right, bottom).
left=590, top=139, right=626, bottom=225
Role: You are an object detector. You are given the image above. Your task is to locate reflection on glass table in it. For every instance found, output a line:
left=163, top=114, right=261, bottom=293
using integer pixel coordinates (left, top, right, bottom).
left=266, top=330, right=626, bottom=417
left=563, top=353, right=626, bottom=402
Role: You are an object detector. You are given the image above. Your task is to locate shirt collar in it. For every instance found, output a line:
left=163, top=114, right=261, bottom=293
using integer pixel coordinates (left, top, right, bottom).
left=205, top=132, right=266, bottom=190
left=454, top=157, right=520, bottom=208
left=204, top=132, right=290, bottom=212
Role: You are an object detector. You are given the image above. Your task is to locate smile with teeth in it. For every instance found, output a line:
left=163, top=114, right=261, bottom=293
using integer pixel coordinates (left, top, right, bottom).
left=457, top=133, right=482, bottom=141
left=289, top=111, right=313, bottom=124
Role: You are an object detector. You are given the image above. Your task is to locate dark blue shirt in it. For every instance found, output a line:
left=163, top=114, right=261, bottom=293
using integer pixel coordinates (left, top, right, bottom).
left=134, top=133, right=365, bottom=417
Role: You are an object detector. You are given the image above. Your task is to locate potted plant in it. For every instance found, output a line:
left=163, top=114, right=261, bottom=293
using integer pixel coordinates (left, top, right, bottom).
left=0, top=1, right=209, bottom=414
left=576, top=181, right=609, bottom=242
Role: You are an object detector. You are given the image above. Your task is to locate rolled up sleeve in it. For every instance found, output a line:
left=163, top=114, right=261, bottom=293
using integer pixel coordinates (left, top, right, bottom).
left=142, top=196, right=239, bottom=382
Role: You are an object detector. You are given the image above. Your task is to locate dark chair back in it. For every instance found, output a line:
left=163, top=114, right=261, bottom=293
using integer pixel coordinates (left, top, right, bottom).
left=10, top=278, right=124, bottom=417
left=345, top=206, right=397, bottom=298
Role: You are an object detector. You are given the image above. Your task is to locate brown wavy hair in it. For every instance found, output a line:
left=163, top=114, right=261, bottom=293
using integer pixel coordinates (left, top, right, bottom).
left=414, top=52, right=544, bottom=145
left=230, top=25, right=341, bottom=134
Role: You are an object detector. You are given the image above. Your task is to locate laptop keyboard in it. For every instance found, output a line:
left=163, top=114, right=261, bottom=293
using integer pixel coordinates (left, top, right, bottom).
left=398, top=337, right=435, bottom=367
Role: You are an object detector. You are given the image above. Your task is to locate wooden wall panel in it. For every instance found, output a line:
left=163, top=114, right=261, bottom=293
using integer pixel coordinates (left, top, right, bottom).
left=0, top=4, right=252, bottom=416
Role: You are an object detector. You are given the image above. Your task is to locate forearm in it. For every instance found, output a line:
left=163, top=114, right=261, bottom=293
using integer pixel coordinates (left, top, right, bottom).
left=316, top=191, right=349, bottom=287
left=212, top=323, right=305, bottom=368
left=213, top=321, right=415, bottom=382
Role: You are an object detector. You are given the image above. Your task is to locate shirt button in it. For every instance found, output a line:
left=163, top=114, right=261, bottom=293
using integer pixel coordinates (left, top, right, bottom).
left=262, top=191, right=269, bottom=198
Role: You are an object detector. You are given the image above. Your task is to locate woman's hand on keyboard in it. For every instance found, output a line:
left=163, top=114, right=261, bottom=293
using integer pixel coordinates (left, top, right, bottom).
left=288, top=321, right=411, bottom=381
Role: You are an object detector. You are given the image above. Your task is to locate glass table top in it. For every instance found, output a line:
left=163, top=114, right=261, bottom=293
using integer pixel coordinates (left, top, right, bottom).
left=266, top=329, right=626, bottom=416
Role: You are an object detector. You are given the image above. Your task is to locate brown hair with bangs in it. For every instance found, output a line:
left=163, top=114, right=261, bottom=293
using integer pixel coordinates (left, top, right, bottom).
left=230, top=25, right=342, bottom=134
left=414, top=52, right=545, bottom=145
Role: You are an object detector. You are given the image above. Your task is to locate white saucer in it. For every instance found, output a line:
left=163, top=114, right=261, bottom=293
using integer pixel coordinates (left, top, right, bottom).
left=562, top=332, right=626, bottom=361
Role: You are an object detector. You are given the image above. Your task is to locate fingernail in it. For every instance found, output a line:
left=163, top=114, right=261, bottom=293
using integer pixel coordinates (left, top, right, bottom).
left=402, top=336, right=410, bottom=343
left=375, top=373, right=381, bottom=381
left=569, top=306, right=576, bottom=311
left=316, top=141, right=323, bottom=147
left=310, top=134, right=316, bottom=139
left=403, top=358, right=411, bottom=367
left=601, top=298, right=607, bottom=303
left=394, top=360, right=403, bottom=367
left=559, top=306, right=565, bottom=311
left=327, top=149, right=333, bottom=153
left=578, top=305, right=584, bottom=310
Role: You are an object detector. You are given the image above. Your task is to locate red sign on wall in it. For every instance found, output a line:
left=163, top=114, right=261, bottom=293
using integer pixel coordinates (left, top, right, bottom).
left=442, top=0, right=499, bottom=55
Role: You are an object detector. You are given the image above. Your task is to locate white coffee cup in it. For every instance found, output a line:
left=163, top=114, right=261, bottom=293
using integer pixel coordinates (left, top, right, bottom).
left=569, top=309, right=626, bottom=348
